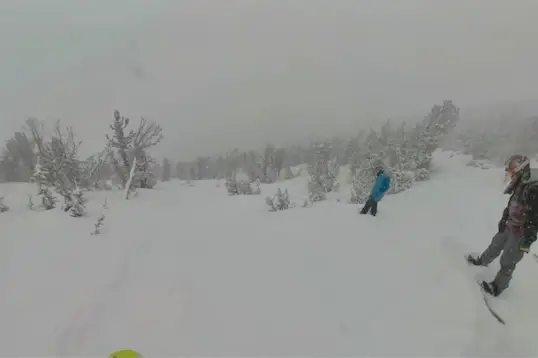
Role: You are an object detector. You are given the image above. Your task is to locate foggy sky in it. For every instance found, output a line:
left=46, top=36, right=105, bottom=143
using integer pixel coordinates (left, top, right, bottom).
left=1, top=0, right=538, bottom=160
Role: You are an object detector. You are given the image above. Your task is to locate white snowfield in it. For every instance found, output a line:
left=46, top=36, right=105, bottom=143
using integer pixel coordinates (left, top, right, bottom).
left=1, top=151, right=538, bottom=356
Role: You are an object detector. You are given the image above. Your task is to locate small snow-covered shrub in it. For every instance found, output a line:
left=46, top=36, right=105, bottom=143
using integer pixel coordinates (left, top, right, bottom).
left=93, top=180, right=114, bottom=191
left=251, top=179, right=261, bottom=195
left=238, top=180, right=252, bottom=195
left=414, top=168, right=430, bottom=181
left=41, top=189, right=57, bottom=210
left=133, top=169, right=158, bottom=189
left=226, top=176, right=260, bottom=195
left=63, top=188, right=86, bottom=217
left=225, top=176, right=239, bottom=195
left=91, top=214, right=106, bottom=235
left=0, top=197, right=9, bottom=212
left=266, top=188, right=294, bottom=212
left=238, top=180, right=261, bottom=195
left=466, top=159, right=494, bottom=170
left=388, top=170, right=414, bottom=194
left=27, top=195, right=34, bottom=210
left=91, top=196, right=108, bottom=236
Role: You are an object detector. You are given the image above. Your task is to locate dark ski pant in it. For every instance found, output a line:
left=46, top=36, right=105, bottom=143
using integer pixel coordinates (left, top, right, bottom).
left=360, top=197, right=378, bottom=216
left=479, top=229, right=525, bottom=294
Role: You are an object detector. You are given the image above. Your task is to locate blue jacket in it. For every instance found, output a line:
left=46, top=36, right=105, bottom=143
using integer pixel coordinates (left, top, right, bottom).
left=370, top=172, right=391, bottom=202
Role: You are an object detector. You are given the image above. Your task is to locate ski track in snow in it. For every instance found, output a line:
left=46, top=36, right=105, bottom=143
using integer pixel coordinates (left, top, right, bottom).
left=1, top=151, right=538, bottom=356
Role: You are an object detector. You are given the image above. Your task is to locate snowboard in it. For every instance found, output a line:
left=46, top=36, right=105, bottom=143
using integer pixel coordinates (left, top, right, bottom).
left=442, top=239, right=508, bottom=326
left=475, top=278, right=506, bottom=325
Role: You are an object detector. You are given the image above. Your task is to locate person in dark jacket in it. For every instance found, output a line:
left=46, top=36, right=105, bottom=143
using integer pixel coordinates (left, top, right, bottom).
left=467, top=154, right=538, bottom=296
left=360, top=167, right=391, bottom=216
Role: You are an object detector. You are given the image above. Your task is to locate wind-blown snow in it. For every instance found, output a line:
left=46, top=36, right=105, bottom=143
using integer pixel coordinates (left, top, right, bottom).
left=1, top=151, right=538, bottom=356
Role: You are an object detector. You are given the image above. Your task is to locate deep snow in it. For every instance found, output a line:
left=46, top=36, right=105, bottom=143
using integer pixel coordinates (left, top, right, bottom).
left=1, top=151, right=538, bottom=356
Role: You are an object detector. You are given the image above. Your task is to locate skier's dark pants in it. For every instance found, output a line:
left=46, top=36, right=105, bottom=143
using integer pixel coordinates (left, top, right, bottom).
left=479, top=230, right=525, bottom=293
left=360, top=197, right=378, bottom=216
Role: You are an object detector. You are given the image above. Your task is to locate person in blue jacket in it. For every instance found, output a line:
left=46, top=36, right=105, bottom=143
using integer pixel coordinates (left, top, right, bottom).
left=360, top=166, right=391, bottom=216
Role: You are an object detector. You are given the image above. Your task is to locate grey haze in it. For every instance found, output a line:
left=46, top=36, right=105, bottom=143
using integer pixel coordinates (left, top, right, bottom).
left=1, top=0, right=537, bottom=160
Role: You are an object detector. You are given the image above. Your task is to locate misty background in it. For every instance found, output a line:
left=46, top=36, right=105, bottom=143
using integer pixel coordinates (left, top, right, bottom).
left=1, top=0, right=538, bottom=160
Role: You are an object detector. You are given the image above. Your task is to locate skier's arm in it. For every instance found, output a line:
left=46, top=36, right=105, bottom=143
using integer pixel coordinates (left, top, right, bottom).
left=501, top=206, right=509, bottom=222
left=498, top=198, right=510, bottom=232
left=381, top=176, right=391, bottom=193
left=523, top=185, right=538, bottom=245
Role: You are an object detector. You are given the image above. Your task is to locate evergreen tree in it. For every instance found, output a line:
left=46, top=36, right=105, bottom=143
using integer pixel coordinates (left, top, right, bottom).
left=162, top=158, right=171, bottom=181
left=30, top=160, right=56, bottom=210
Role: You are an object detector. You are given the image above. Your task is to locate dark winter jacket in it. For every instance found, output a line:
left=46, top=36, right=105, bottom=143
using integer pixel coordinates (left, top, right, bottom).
left=370, top=171, right=391, bottom=202
left=500, top=169, right=538, bottom=243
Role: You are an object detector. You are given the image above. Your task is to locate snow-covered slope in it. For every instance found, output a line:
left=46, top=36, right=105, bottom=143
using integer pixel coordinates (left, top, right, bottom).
left=1, top=151, right=538, bottom=356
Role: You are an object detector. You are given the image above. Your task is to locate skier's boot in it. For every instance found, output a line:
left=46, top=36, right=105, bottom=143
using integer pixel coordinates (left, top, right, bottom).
left=466, top=254, right=482, bottom=266
left=481, top=281, right=500, bottom=297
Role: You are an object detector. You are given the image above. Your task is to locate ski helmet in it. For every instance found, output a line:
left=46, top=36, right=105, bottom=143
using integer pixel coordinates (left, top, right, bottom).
left=108, top=349, right=142, bottom=358
left=371, top=159, right=384, bottom=176
left=503, top=154, right=530, bottom=194
left=375, top=167, right=384, bottom=176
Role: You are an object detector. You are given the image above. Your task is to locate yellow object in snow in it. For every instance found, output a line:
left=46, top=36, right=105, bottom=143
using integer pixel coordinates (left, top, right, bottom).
left=108, top=349, right=142, bottom=358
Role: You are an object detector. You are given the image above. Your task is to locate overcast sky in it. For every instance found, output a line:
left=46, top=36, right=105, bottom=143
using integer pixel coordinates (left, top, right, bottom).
left=1, top=0, right=538, bottom=160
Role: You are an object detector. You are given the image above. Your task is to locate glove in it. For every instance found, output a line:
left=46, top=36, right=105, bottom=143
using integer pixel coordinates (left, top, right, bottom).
left=498, top=220, right=506, bottom=233
left=520, top=237, right=535, bottom=253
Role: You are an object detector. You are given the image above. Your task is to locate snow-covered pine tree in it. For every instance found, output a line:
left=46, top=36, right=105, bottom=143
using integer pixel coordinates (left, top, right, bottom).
left=349, top=157, right=381, bottom=205
left=64, top=187, right=86, bottom=217
left=307, top=173, right=326, bottom=203
left=252, top=178, right=261, bottom=195
left=274, top=148, right=286, bottom=178
left=378, top=119, right=393, bottom=148
left=162, top=158, right=171, bottom=181
left=106, top=110, right=133, bottom=186
left=426, top=100, right=460, bottom=137
left=262, top=145, right=278, bottom=183
left=189, top=166, right=196, bottom=182
left=196, top=156, right=210, bottom=179
left=132, top=152, right=157, bottom=189
left=306, top=142, right=339, bottom=202
left=28, top=121, right=85, bottom=215
left=327, top=156, right=340, bottom=192
left=232, top=175, right=260, bottom=195
left=30, top=159, right=56, bottom=210
left=279, top=165, right=294, bottom=180
left=225, top=174, right=239, bottom=195
left=241, top=151, right=259, bottom=182
left=265, top=188, right=292, bottom=211
left=346, top=136, right=360, bottom=179
left=0, top=130, right=35, bottom=182
left=238, top=180, right=253, bottom=195
left=349, top=129, right=385, bottom=204
left=376, top=121, right=415, bottom=194
left=48, top=124, right=86, bottom=215
left=408, top=101, right=460, bottom=179
left=394, top=122, right=413, bottom=171
left=80, top=144, right=111, bottom=189
left=106, top=110, right=162, bottom=190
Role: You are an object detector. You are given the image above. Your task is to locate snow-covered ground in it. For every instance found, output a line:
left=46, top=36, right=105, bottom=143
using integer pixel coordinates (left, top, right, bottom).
left=1, top=151, right=538, bottom=356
